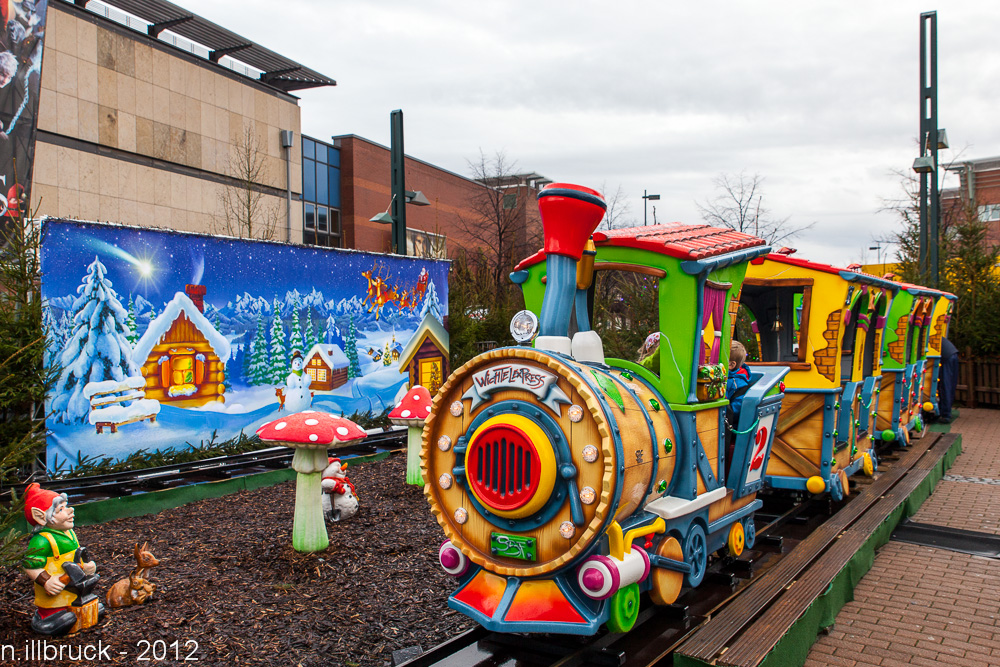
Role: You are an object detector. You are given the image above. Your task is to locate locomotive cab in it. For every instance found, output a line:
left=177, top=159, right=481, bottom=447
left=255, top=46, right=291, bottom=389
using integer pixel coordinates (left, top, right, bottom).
left=422, top=184, right=787, bottom=635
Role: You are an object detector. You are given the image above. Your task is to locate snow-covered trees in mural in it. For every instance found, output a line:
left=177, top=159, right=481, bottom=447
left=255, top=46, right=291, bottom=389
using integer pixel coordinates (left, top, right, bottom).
left=125, top=296, right=139, bottom=345
left=346, top=315, right=361, bottom=379
left=420, top=280, right=444, bottom=325
left=248, top=317, right=269, bottom=386
left=51, top=257, right=142, bottom=424
left=269, top=298, right=287, bottom=384
left=303, top=307, right=318, bottom=352
left=289, top=299, right=304, bottom=354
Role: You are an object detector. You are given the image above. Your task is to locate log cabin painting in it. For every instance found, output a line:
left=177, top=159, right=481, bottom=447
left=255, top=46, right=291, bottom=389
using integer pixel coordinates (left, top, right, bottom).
left=133, top=285, right=231, bottom=408
left=304, top=343, right=349, bottom=391
left=399, top=313, right=449, bottom=395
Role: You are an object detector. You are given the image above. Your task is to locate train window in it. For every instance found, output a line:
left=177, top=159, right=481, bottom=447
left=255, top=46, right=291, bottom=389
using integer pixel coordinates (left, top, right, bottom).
left=735, top=304, right=763, bottom=362
left=841, top=294, right=865, bottom=382
left=739, top=279, right=812, bottom=367
left=862, top=294, right=885, bottom=377
left=700, top=281, right=731, bottom=365
left=591, top=268, right=660, bottom=374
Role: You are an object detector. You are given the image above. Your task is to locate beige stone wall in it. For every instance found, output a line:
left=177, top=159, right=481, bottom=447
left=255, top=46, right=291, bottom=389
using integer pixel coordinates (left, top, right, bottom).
left=30, top=5, right=302, bottom=239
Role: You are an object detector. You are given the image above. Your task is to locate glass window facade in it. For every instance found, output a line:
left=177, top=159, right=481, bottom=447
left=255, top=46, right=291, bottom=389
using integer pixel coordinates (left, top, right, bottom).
left=302, top=135, right=342, bottom=248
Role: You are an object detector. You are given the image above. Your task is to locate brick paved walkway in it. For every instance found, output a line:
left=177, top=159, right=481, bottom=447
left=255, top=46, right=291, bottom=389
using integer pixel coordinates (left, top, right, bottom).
left=806, top=409, right=1000, bottom=667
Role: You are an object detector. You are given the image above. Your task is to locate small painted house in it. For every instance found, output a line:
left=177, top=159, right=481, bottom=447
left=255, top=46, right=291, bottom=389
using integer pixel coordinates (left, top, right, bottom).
left=133, top=284, right=231, bottom=407
left=304, top=343, right=349, bottom=391
left=398, top=312, right=449, bottom=394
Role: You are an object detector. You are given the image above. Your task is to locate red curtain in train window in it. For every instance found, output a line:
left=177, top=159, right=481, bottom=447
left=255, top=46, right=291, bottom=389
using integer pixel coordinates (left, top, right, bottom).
left=701, top=283, right=728, bottom=364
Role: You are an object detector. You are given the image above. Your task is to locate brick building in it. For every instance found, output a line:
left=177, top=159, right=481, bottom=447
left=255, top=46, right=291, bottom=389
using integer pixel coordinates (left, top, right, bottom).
left=328, top=134, right=547, bottom=257
left=942, top=156, right=1000, bottom=247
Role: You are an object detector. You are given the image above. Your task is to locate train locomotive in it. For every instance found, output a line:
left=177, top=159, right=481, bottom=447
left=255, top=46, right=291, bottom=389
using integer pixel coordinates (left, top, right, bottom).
left=421, top=183, right=788, bottom=635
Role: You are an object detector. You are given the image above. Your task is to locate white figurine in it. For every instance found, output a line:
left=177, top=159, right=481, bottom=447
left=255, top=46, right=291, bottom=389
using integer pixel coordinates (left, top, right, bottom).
left=284, top=351, right=312, bottom=413
left=321, top=457, right=359, bottom=522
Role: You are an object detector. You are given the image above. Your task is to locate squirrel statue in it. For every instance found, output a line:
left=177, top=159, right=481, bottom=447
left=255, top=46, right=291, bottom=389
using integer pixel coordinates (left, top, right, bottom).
left=106, top=542, right=159, bottom=608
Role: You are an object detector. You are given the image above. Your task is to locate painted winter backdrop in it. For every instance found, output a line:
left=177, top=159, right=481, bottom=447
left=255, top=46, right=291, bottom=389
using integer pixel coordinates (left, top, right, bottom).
left=41, top=220, right=448, bottom=470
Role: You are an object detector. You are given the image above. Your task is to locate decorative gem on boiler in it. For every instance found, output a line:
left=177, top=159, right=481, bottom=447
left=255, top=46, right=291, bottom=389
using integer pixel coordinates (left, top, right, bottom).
left=779, top=381, right=786, bottom=393
left=648, top=398, right=661, bottom=412
left=450, top=401, right=463, bottom=417
left=663, top=438, right=673, bottom=454
left=568, top=404, right=584, bottom=423
left=454, top=507, right=468, bottom=524
left=580, top=486, right=596, bottom=505
left=439, top=473, right=453, bottom=490
left=582, top=444, right=599, bottom=463
left=437, top=435, right=452, bottom=451
left=657, top=479, right=667, bottom=493
left=620, top=370, right=634, bottom=380
left=559, top=521, right=576, bottom=539
left=590, top=370, right=625, bottom=411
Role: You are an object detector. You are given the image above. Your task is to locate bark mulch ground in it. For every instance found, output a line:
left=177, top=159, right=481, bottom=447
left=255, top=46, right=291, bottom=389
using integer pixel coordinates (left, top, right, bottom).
left=0, top=453, right=471, bottom=666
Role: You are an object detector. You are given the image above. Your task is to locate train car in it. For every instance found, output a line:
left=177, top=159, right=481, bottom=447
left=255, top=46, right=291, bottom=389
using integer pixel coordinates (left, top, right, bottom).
left=737, top=251, right=898, bottom=499
left=920, top=291, right=957, bottom=417
left=421, top=184, right=787, bottom=635
left=876, top=283, right=942, bottom=445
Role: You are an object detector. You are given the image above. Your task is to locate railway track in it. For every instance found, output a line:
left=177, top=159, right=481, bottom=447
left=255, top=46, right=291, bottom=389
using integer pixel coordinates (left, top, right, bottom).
left=397, top=437, right=930, bottom=667
left=0, top=427, right=407, bottom=504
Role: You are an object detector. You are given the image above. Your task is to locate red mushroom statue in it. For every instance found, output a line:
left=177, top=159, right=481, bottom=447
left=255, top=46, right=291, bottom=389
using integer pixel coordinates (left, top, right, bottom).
left=256, top=411, right=367, bottom=552
left=388, top=386, right=433, bottom=485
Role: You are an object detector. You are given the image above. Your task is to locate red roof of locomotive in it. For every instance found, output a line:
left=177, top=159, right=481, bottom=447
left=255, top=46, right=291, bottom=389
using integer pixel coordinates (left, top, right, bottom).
left=514, top=222, right=766, bottom=270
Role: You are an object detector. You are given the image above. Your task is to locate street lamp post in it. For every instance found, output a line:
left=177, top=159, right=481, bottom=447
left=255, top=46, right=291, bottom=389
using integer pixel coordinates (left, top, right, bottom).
left=869, top=244, right=885, bottom=276
left=369, top=110, right=429, bottom=254
left=642, top=190, right=660, bottom=226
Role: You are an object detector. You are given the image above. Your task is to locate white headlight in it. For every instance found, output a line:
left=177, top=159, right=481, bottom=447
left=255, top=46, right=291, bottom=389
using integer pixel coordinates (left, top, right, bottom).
left=510, top=309, right=539, bottom=344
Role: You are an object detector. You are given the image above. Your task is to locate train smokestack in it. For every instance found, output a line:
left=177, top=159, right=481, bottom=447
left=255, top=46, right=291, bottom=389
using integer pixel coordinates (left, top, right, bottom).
left=535, top=183, right=606, bottom=356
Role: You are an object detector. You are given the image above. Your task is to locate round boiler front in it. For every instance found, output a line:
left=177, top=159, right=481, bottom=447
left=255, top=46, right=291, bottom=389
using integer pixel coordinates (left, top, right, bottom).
left=422, top=347, right=673, bottom=578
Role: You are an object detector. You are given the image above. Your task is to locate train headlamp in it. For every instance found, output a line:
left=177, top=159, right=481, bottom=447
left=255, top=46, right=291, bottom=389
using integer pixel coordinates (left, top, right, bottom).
left=510, top=309, right=539, bottom=344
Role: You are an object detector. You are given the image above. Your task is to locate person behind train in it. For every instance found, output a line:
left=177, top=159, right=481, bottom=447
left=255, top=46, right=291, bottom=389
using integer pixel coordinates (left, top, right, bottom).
left=725, top=341, right=753, bottom=478
left=938, top=337, right=958, bottom=424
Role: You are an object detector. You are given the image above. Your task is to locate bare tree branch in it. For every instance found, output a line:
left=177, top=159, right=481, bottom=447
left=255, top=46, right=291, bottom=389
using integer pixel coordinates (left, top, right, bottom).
left=215, top=123, right=280, bottom=241
left=696, top=170, right=813, bottom=245
left=596, top=183, right=636, bottom=230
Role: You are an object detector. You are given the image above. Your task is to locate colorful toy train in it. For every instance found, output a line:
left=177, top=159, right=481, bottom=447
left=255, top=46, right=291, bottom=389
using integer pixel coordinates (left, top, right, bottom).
left=419, top=183, right=954, bottom=635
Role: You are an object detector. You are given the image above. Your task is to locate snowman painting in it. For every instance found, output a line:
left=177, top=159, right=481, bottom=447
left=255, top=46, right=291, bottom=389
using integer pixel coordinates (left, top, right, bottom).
left=284, top=350, right=313, bottom=413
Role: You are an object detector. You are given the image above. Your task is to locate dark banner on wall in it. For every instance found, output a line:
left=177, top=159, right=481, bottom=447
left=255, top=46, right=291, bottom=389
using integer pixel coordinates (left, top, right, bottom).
left=0, top=0, right=47, bottom=233
left=41, top=220, right=449, bottom=471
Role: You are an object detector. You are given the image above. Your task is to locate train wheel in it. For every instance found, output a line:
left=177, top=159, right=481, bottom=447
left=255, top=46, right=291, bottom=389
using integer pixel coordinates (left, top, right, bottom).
left=650, top=536, right=684, bottom=606
left=606, top=583, right=640, bottom=633
left=838, top=469, right=850, bottom=498
left=684, top=524, right=708, bottom=588
left=727, top=522, right=745, bottom=558
left=743, top=517, right=756, bottom=549
left=862, top=452, right=875, bottom=476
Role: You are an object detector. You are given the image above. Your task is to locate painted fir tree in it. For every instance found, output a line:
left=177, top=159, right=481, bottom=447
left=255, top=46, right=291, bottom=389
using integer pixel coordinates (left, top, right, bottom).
left=51, top=256, right=142, bottom=424
left=269, top=298, right=287, bottom=384
left=383, top=340, right=392, bottom=366
left=125, top=295, right=139, bottom=345
left=345, top=314, right=362, bottom=379
left=303, top=307, right=318, bottom=352
left=419, top=279, right=444, bottom=324
left=289, top=298, right=304, bottom=355
left=248, top=316, right=270, bottom=385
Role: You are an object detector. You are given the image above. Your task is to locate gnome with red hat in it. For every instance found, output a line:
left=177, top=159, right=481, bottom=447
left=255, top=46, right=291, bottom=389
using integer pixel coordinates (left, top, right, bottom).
left=21, top=483, right=103, bottom=636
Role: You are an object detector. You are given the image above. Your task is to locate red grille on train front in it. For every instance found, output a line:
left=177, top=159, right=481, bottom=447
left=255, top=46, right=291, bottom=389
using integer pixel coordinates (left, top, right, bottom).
left=468, top=424, right=541, bottom=511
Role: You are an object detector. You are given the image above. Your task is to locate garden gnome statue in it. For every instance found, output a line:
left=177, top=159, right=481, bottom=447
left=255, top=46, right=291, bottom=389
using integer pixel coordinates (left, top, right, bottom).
left=22, top=483, right=104, bottom=636
left=321, top=457, right=359, bottom=522
left=284, top=350, right=313, bottom=413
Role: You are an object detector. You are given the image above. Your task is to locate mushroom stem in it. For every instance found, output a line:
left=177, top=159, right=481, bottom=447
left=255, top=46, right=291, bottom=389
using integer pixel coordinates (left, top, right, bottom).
left=406, top=427, right=424, bottom=486
left=291, top=448, right=330, bottom=553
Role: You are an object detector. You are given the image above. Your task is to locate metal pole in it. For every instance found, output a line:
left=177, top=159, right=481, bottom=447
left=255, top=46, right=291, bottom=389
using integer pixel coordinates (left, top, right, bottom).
left=643, top=189, right=648, bottom=226
left=927, top=12, right=940, bottom=287
left=390, top=110, right=406, bottom=255
left=918, top=13, right=929, bottom=283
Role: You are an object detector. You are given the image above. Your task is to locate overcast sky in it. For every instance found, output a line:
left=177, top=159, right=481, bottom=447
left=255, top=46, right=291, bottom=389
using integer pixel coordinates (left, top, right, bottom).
left=194, top=1, right=1000, bottom=266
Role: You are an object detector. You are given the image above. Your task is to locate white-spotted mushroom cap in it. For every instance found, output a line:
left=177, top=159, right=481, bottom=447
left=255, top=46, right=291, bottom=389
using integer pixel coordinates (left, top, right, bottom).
left=256, top=411, right=368, bottom=450
left=388, top=386, right=433, bottom=428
